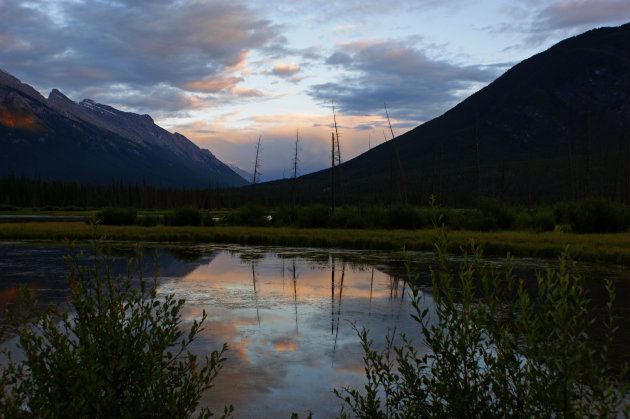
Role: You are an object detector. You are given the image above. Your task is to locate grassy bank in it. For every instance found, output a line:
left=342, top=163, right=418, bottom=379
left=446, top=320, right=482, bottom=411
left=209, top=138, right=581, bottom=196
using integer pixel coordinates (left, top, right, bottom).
left=2, top=222, right=630, bottom=264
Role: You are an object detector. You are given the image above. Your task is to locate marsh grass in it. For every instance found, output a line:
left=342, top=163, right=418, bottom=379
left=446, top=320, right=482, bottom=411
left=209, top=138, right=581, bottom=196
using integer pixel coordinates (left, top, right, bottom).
left=3, top=222, right=630, bottom=263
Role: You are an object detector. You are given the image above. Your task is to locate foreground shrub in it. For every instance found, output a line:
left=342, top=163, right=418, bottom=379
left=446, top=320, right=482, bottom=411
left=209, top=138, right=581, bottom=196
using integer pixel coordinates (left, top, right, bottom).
left=165, top=207, right=202, bottom=226
left=96, top=207, right=137, bottom=225
left=337, top=217, right=629, bottom=418
left=0, top=231, right=232, bottom=418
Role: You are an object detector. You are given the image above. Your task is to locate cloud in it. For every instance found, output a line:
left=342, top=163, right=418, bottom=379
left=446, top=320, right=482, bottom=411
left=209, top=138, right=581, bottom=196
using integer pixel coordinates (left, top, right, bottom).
left=256, top=0, right=467, bottom=23
left=180, top=76, right=265, bottom=99
left=271, top=62, right=300, bottom=77
left=182, top=77, right=245, bottom=94
left=491, top=0, right=630, bottom=48
left=325, top=52, right=352, bottom=65
left=310, top=39, right=497, bottom=123
left=535, top=0, right=630, bottom=31
left=233, top=88, right=265, bottom=98
left=0, top=0, right=282, bottom=112
left=71, top=83, right=209, bottom=116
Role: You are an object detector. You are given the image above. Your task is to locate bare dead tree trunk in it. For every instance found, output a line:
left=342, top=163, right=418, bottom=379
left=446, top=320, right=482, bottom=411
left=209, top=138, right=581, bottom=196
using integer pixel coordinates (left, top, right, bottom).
left=332, top=104, right=345, bottom=205
left=496, top=159, right=505, bottom=202
left=385, top=103, right=407, bottom=205
left=251, top=136, right=262, bottom=204
left=474, top=120, right=480, bottom=205
left=253, top=135, right=262, bottom=186
left=624, top=101, right=630, bottom=203
left=584, top=89, right=592, bottom=197
left=331, top=132, right=335, bottom=212
left=368, top=134, right=374, bottom=202
left=566, top=120, right=576, bottom=199
left=439, top=136, right=444, bottom=199
left=385, top=129, right=393, bottom=204
left=292, top=129, right=299, bottom=206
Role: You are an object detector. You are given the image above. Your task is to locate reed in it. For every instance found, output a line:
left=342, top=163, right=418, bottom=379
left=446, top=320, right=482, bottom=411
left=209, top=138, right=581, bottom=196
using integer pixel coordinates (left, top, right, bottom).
left=4, top=222, right=630, bottom=264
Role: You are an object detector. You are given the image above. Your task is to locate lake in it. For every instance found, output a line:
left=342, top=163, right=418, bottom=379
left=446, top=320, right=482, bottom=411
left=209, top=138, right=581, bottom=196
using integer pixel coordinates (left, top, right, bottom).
left=1, top=242, right=629, bottom=418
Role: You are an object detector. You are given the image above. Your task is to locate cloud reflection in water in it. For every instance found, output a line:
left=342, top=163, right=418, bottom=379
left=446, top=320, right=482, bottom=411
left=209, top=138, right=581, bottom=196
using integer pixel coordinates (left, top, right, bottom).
left=157, top=249, right=429, bottom=418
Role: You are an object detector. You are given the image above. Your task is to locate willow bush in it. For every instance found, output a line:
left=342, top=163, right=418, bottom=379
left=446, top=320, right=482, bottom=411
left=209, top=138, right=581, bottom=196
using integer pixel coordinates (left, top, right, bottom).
left=0, top=230, right=232, bottom=418
left=337, top=212, right=629, bottom=418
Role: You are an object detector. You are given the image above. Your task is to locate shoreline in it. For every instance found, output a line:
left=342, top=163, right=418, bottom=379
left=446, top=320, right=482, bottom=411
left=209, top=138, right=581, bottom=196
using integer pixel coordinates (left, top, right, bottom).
left=2, top=222, right=630, bottom=265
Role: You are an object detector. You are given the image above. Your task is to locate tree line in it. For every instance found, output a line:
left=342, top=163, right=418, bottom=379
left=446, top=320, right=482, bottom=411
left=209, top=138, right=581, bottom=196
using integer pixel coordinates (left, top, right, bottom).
left=0, top=174, right=244, bottom=209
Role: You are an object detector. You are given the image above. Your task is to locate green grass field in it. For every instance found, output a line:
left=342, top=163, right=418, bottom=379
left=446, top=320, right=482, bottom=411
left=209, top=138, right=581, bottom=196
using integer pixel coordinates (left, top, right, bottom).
left=2, top=222, right=630, bottom=264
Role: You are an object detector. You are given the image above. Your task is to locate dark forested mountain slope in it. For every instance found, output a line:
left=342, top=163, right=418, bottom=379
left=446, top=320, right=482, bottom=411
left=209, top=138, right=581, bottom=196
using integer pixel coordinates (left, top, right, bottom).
left=283, top=23, right=630, bottom=205
left=0, top=70, right=247, bottom=188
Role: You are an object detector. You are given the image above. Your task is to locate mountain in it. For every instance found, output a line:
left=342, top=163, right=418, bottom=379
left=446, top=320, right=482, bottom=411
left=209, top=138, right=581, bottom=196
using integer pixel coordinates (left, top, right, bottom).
left=227, top=163, right=253, bottom=183
left=266, top=23, right=630, bottom=206
left=0, top=70, right=248, bottom=188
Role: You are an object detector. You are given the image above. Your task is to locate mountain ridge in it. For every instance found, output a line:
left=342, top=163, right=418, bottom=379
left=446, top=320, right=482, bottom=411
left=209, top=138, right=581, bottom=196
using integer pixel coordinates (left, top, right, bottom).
left=272, top=23, right=630, bottom=205
left=0, top=69, right=248, bottom=188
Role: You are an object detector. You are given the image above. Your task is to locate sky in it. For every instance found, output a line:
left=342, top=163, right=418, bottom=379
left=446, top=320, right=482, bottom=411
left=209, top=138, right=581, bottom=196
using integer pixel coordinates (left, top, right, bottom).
left=2, top=0, right=630, bottom=181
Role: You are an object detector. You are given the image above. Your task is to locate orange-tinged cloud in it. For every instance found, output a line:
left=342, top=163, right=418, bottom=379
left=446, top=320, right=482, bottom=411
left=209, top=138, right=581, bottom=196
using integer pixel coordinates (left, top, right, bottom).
left=223, top=51, right=252, bottom=76
left=233, top=87, right=264, bottom=97
left=182, top=76, right=244, bottom=93
left=180, top=77, right=264, bottom=98
left=272, top=62, right=299, bottom=77
left=180, top=52, right=260, bottom=96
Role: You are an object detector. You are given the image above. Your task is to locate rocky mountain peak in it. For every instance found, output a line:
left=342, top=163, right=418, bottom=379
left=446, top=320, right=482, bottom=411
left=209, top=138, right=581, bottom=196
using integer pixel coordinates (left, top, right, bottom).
left=48, top=88, right=77, bottom=109
left=0, top=68, right=250, bottom=188
left=0, top=68, right=47, bottom=104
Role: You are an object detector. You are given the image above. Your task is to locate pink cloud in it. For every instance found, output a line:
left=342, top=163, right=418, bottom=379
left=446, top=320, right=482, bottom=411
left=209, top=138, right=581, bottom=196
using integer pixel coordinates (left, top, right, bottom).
left=272, top=62, right=300, bottom=77
left=181, top=76, right=244, bottom=93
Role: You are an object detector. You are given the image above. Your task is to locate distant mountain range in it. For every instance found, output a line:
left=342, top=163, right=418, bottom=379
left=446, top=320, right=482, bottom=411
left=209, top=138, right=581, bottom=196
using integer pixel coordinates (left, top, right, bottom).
left=0, top=70, right=248, bottom=188
left=264, top=22, right=630, bottom=205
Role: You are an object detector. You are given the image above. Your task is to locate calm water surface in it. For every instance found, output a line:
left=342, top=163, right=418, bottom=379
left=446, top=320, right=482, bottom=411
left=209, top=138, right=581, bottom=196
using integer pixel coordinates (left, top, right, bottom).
left=1, top=242, right=629, bottom=418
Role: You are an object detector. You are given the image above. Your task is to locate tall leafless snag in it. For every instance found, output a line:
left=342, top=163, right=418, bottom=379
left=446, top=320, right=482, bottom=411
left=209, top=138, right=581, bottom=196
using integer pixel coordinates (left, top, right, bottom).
left=292, top=129, right=300, bottom=205
left=566, top=119, right=577, bottom=200
left=332, top=103, right=345, bottom=206
left=384, top=103, right=407, bottom=205
left=623, top=100, right=630, bottom=203
left=368, top=134, right=375, bottom=202
left=496, top=159, right=505, bottom=201
left=439, top=135, right=444, bottom=199
left=614, top=98, right=630, bottom=203
left=474, top=119, right=480, bottom=205
left=253, top=135, right=262, bottom=187
left=331, top=132, right=336, bottom=212
left=581, top=81, right=592, bottom=197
